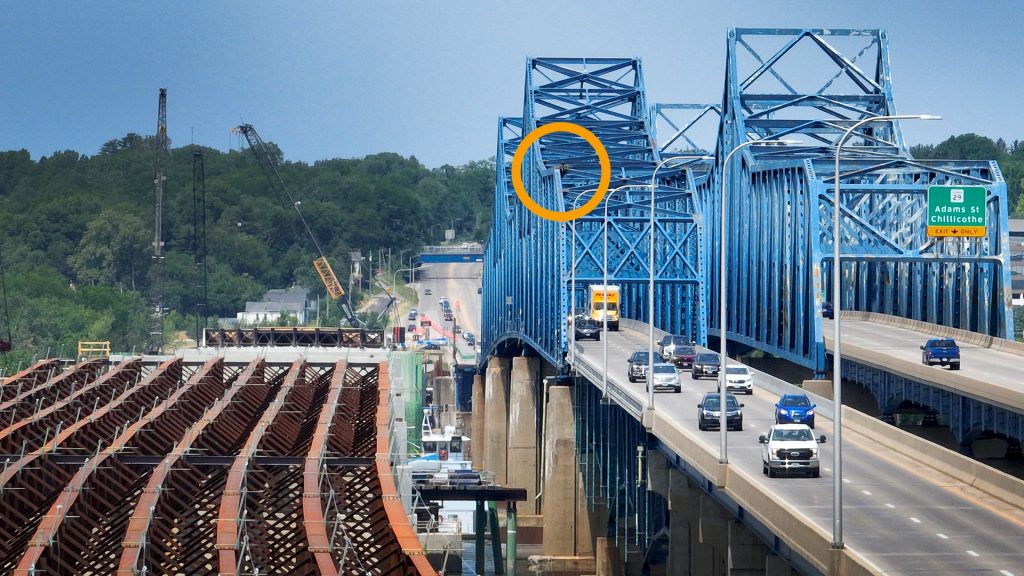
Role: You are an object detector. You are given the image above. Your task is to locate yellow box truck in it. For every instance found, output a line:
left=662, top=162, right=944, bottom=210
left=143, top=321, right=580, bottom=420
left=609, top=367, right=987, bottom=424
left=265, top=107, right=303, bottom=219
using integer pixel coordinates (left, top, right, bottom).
left=588, top=285, right=620, bottom=331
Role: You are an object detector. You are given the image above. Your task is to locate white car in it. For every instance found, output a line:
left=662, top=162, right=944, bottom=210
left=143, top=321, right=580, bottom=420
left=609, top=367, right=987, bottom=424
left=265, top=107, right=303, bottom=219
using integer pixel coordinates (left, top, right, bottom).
left=759, top=424, right=826, bottom=478
left=646, top=363, right=681, bottom=393
left=724, top=365, right=753, bottom=395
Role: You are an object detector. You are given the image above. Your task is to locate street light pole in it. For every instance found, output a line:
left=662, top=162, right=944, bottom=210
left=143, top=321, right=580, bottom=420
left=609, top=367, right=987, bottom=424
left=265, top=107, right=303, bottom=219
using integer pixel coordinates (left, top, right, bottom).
left=603, top=185, right=648, bottom=398
left=570, top=190, right=596, bottom=368
left=647, top=156, right=712, bottom=419
left=719, top=138, right=795, bottom=463
left=830, top=113, right=939, bottom=549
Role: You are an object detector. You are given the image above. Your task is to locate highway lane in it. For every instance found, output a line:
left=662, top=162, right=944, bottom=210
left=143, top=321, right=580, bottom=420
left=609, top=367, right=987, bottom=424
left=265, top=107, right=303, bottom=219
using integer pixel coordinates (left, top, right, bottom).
left=825, top=317, right=1024, bottom=410
left=416, top=262, right=482, bottom=361
left=574, top=326, right=1024, bottom=576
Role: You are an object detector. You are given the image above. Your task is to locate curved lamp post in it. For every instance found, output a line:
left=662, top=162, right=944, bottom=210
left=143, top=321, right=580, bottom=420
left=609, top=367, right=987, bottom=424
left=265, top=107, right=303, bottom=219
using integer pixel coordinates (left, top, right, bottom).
left=830, top=113, right=939, bottom=549
left=718, top=138, right=797, bottom=463
left=646, top=155, right=713, bottom=419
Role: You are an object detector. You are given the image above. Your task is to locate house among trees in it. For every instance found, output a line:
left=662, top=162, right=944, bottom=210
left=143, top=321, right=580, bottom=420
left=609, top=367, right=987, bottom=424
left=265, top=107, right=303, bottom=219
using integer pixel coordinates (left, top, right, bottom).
left=236, top=287, right=310, bottom=326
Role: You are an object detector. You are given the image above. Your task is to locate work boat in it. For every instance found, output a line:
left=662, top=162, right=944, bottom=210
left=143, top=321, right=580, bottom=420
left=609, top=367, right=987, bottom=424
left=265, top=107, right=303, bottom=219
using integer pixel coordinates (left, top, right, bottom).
left=408, top=408, right=480, bottom=534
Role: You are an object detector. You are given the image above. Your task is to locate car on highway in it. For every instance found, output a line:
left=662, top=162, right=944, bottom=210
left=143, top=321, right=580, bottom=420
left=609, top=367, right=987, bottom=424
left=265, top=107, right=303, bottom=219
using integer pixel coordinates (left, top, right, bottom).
left=465, top=334, right=476, bottom=346
left=696, top=392, right=743, bottom=431
left=477, top=287, right=482, bottom=294
left=627, top=351, right=664, bottom=383
left=646, top=363, right=681, bottom=393
left=921, top=337, right=960, bottom=370
left=774, top=394, right=816, bottom=428
left=408, top=309, right=418, bottom=321
left=439, top=296, right=449, bottom=306
left=574, top=317, right=601, bottom=341
left=759, top=424, right=826, bottom=478
left=822, top=301, right=833, bottom=319
left=424, top=288, right=432, bottom=296
left=722, top=365, right=754, bottom=395
left=658, top=335, right=697, bottom=369
left=691, top=353, right=720, bottom=379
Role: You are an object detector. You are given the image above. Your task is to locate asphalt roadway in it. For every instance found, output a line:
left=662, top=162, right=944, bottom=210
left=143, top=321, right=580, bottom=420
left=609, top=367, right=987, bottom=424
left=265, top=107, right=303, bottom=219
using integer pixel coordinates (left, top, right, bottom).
left=413, top=262, right=482, bottom=362
left=575, top=326, right=1024, bottom=576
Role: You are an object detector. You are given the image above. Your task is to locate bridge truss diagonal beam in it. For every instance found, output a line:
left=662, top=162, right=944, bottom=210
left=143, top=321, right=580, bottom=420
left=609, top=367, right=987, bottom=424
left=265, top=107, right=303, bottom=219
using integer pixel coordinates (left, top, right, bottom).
left=707, top=28, right=1013, bottom=372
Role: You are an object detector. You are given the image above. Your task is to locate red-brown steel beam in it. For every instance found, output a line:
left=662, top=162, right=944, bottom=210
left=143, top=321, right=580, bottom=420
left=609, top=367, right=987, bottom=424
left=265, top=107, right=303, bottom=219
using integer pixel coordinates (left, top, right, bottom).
left=115, top=357, right=245, bottom=575
left=0, top=359, right=141, bottom=455
left=0, top=359, right=62, bottom=401
left=12, top=356, right=195, bottom=574
left=374, top=361, right=436, bottom=576
left=302, top=360, right=347, bottom=576
left=216, top=358, right=304, bottom=575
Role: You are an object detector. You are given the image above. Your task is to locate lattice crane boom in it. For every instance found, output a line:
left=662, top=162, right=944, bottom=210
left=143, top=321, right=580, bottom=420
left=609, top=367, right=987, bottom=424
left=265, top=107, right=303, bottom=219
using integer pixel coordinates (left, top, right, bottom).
left=233, top=124, right=360, bottom=326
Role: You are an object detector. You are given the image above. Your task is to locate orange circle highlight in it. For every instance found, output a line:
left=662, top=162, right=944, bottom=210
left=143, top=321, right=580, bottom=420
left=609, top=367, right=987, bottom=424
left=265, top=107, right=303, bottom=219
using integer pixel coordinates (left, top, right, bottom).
left=511, top=121, right=611, bottom=222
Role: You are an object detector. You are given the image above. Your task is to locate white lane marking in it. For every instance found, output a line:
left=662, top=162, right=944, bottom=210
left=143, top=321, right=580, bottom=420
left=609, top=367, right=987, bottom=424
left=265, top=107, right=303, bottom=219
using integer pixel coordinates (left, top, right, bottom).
left=885, top=503, right=895, bottom=509
left=861, top=490, right=872, bottom=496
left=910, top=517, right=921, bottom=524
left=936, top=533, right=948, bottom=539
left=967, top=550, right=979, bottom=557
left=1000, top=570, right=1014, bottom=576
left=823, top=467, right=831, bottom=472
left=842, top=478, right=851, bottom=484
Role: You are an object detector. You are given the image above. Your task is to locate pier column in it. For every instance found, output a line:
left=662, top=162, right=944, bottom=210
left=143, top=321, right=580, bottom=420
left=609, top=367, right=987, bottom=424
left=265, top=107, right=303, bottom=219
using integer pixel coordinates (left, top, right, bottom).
left=542, top=385, right=576, bottom=556
left=484, top=357, right=510, bottom=484
left=471, top=374, right=485, bottom=469
left=507, top=357, right=539, bottom=513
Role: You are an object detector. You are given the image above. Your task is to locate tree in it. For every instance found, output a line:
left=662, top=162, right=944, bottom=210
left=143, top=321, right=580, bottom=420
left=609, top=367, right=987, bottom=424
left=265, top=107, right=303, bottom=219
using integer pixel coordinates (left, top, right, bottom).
left=69, top=209, right=150, bottom=289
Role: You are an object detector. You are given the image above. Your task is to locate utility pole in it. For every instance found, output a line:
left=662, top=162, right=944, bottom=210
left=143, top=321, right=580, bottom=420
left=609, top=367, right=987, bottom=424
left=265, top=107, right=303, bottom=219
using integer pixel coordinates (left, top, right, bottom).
left=192, top=149, right=208, bottom=346
left=148, top=88, right=168, bottom=354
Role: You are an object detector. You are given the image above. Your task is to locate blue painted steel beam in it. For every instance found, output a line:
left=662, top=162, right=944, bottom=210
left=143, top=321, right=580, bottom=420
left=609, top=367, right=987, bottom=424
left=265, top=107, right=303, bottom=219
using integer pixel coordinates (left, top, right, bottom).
left=706, top=28, right=1013, bottom=375
left=483, top=58, right=709, bottom=367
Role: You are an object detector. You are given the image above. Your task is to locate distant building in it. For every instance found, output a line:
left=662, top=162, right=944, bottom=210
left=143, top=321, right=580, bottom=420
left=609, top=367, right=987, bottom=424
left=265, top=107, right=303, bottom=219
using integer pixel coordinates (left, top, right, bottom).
left=236, top=287, right=310, bottom=325
left=1011, top=219, right=1024, bottom=306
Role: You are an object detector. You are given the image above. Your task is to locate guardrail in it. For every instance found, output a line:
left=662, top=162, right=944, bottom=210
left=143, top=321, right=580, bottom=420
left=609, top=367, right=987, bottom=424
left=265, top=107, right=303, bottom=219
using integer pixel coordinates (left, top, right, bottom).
left=204, top=327, right=385, bottom=349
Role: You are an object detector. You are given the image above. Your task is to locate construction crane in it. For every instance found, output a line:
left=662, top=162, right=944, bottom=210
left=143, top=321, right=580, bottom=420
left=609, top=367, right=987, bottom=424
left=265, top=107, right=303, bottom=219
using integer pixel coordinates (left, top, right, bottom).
left=232, top=124, right=361, bottom=327
left=148, top=88, right=168, bottom=353
left=0, top=239, right=11, bottom=353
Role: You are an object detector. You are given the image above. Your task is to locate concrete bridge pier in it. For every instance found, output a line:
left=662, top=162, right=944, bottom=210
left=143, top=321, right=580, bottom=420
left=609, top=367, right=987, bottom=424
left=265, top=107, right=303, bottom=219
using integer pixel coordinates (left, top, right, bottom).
left=648, top=451, right=783, bottom=576
left=542, top=384, right=594, bottom=557
left=508, top=357, right=539, bottom=513
left=471, top=373, right=485, bottom=469
left=484, top=356, right=510, bottom=484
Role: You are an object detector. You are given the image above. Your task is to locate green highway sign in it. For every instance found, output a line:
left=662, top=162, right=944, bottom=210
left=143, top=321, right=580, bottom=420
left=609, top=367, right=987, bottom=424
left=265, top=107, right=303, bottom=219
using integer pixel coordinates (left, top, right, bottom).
left=926, top=185, right=987, bottom=237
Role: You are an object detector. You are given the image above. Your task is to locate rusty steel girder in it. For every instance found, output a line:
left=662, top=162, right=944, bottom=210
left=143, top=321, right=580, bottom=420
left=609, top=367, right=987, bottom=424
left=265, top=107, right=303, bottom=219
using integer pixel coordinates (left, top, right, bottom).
left=0, top=356, right=430, bottom=576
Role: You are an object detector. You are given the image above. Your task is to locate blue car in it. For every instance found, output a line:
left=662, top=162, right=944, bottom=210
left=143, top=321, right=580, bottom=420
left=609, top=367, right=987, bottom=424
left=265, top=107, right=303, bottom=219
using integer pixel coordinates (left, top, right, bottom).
left=775, top=394, right=816, bottom=428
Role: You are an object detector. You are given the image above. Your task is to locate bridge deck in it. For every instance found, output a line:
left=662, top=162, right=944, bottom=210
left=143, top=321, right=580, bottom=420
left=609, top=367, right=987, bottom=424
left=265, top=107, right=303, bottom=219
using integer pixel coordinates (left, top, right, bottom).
left=824, top=317, right=1024, bottom=412
left=572, top=325, right=1024, bottom=576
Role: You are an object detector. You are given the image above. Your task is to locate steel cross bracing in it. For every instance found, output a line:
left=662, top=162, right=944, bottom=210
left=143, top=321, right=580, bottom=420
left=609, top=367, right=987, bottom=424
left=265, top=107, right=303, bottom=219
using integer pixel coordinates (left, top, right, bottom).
left=0, top=358, right=421, bottom=575
left=706, top=28, right=1013, bottom=372
left=483, top=57, right=708, bottom=366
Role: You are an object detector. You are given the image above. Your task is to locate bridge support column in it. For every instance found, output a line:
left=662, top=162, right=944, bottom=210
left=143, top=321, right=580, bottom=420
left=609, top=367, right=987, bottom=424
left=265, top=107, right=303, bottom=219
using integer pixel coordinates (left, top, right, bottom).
left=765, top=553, right=796, bottom=576
left=665, top=471, right=697, bottom=576
left=508, top=357, right=539, bottom=513
left=471, top=374, right=485, bottom=470
left=543, top=384, right=586, bottom=556
left=802, top=379, right=832, bottom=400
left=728, top=519, right=766, bottom=575
left=485, top=357, right=510, bottom=484
left=1006, top=437, right=1023, bottom=460
left=693, top=493, right=730, bottom=576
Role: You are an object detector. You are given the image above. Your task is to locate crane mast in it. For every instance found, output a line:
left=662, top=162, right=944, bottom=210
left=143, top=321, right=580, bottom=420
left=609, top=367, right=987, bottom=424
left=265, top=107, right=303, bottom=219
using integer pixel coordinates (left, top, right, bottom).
left=233, top=124, right=360, bottom=327
left=148, top=88, right=168, bottom=353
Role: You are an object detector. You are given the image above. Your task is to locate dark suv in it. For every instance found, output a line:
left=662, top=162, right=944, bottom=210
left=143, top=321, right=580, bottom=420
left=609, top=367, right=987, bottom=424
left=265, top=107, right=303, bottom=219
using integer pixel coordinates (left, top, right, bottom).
left=627, top=351, right=665, bottom=383
left=659, top=335, right=697, bottom=369
left=692, top=353, right=721, bottom=379
left=697, top=392, right=744, bottom=431
left=921, top=337, right=960, bottom=370
left=574, top=317, right=601, bottom=341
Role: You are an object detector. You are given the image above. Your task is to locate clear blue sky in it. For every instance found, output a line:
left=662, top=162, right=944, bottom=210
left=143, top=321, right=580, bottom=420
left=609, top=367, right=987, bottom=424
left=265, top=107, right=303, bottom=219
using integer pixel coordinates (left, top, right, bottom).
left=1, top=1, right=1021, bottom=168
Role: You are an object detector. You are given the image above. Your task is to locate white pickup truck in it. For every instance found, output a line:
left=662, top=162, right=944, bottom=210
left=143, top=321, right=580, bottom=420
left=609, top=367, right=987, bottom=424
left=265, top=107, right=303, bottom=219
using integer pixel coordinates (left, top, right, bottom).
left=759, top=424, right=826, bottom=478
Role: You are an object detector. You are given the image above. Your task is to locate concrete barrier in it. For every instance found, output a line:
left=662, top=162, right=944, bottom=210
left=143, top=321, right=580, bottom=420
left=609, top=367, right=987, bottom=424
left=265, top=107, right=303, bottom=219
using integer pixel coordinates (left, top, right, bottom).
left=743, top=359, right=1024, bottom=511
left=841, top=311, right=1024, bottom=357
left=650, top=409, right=881, bottom=576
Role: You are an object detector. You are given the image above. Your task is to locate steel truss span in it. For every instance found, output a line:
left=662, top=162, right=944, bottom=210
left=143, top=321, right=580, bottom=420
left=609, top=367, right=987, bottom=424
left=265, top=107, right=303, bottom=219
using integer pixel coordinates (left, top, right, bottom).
left=709, top=28, right=1013, bottom=372
left=483, top=57, right=710, bottom=366
left=0, top=358, right=419, bottom=576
